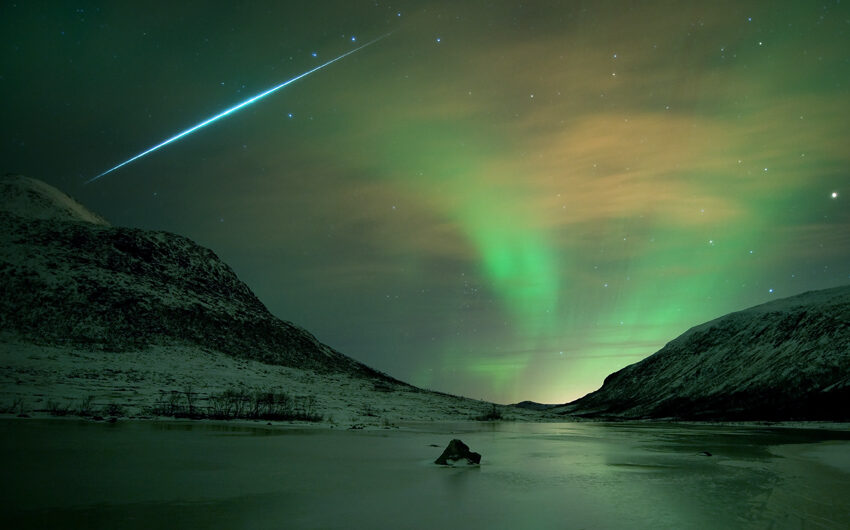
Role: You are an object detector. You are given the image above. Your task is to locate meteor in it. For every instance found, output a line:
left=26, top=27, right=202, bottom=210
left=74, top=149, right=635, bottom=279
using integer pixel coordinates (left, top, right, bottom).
left=87, top=33, right=390, bottom=184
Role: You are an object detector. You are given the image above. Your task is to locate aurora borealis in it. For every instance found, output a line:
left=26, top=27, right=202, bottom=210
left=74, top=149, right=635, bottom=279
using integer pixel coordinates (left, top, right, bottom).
left=2, top=2, right=848, bottom=403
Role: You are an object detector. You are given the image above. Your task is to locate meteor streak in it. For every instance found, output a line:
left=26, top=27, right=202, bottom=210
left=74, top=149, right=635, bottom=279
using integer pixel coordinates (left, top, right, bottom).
left=87, top=33, right=390, bottom=183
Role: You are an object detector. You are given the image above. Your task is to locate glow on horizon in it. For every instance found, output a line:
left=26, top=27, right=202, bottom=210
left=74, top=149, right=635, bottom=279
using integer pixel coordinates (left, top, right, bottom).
left=86, top=33, right=391, bottom=184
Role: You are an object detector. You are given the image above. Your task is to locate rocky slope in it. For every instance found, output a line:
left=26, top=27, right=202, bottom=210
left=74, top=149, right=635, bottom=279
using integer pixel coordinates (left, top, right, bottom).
left=0, top=174, right=380, bottom=377
left=555, top=285, right=850, bottom=420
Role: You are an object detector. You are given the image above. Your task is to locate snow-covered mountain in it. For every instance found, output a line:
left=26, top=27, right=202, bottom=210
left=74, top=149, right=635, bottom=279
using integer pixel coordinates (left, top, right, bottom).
left=0, top=174, right=110, bottom=226
left=0, top=175, right=550, bottom=423
left=555, top=285, right=850, bottom=420
left=0, top=174, right=377, bottom=375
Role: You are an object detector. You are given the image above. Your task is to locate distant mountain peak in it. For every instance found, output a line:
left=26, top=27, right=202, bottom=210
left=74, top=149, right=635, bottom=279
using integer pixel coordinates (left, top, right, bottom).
left=557, top=285, right=850, bottom=421
left=0, top=173, right=109, bottom=226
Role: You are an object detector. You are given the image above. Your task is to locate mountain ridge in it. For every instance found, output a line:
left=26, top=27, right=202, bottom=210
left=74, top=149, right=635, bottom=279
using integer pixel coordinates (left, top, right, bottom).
left=555, top=285, right=850, bottom=420
left=0, top=174, right=387, bottom=379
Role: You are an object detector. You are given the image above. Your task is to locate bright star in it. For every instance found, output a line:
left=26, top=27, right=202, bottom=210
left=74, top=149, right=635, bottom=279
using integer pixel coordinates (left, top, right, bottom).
left=832, top=192, right=839, bottom=199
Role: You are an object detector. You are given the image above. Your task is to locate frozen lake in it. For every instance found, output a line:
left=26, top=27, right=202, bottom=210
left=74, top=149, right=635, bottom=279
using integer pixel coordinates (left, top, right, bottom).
left=2, top=419, right=849, bottom=529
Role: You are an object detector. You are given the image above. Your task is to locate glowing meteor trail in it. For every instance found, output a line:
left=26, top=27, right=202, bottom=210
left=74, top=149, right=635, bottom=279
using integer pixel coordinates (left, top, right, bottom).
left=87, top=34, right=390, bottom=184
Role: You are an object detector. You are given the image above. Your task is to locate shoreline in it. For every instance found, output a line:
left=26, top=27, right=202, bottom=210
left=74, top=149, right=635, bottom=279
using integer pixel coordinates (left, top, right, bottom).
left=4, top=341, right=849, bottom=430
left=2, top=412, right=849, bottom=433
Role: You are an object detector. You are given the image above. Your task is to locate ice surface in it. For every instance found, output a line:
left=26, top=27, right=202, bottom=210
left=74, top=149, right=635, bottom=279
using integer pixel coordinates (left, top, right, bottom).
left=2, top=420, right=849, bottom=529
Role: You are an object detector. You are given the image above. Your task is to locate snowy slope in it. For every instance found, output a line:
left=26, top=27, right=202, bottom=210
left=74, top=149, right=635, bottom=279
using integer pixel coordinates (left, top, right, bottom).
left=0, top=173, right=109, bottom=226
left=555, top=286, right=850, bottom=420
left=0, top=174, right=374, bottom=374
left=0, top=340, right=544, bottom=424
left=0, top=175, right=550, bottom=423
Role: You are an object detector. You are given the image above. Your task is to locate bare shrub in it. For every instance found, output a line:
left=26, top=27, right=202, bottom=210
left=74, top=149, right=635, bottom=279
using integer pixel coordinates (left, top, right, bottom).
left=77, top=395, right=96, bottom=417
left=183, top=384, right=197, bottom=417
left=475, top=403, right=504, bottom=421
left=47, top=399, right=72, bottom=416
left=3, top=396, right=27, bottom=415
left=102, top=402, right=125, bottom=417
left=146, top=386, right=321, bottom=422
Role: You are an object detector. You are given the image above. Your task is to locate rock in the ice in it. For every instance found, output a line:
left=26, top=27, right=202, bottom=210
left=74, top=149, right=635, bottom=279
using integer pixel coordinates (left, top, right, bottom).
left=434, top=439, right=481, bottom=465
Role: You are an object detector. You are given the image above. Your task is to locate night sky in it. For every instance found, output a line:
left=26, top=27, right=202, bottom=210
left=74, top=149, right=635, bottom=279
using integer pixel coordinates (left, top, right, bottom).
left=2, top=2, right=848, bottom=404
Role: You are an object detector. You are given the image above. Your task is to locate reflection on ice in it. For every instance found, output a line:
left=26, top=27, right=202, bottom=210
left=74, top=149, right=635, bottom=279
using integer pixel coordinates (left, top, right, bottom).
left=2, top=420, right=849, bottom=529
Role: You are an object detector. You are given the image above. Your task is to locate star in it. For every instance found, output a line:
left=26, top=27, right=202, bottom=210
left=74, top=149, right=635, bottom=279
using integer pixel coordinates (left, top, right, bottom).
left=831, top=191, right=839, bottom=199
